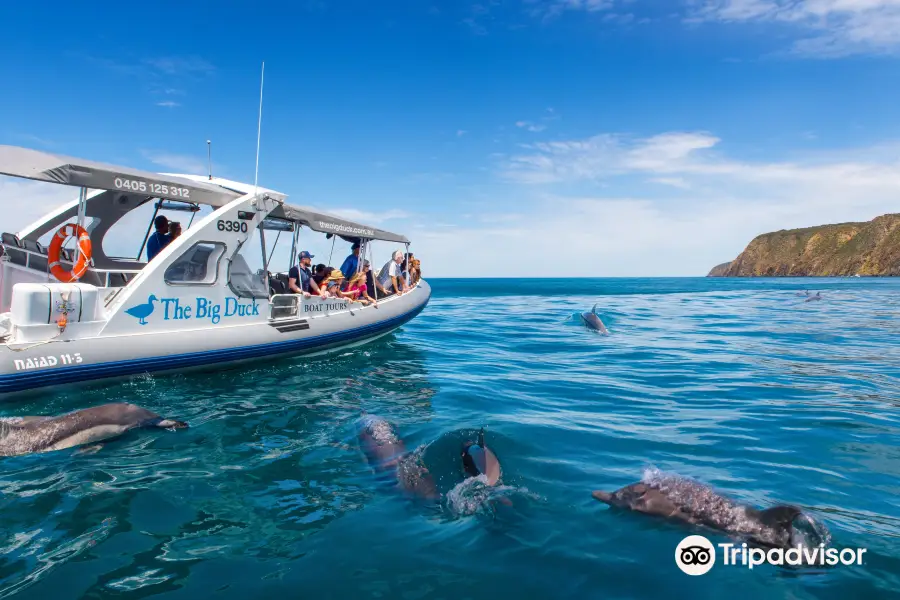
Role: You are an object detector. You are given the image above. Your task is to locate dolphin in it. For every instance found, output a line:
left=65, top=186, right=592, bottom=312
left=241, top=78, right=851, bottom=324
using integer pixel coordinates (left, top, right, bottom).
left=795, top=289, right=810, bottom=297
left=357, top=414, right=439, bottom=501
left=580, top=304, right=609, bottom=334
left=0, top=403, right=188, bottom=457
left=805, top=292, right=822, bottom=302
left=461, top=428, right=502, bottom=486
left=591, top=473, right=816, bottom=550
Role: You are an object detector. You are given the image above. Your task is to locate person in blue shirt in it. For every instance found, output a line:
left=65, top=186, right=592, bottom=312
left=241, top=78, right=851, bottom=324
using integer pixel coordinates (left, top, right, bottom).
left=146, top=215, right=172, bottom=261
left=338, top=242, right=361, bottom=288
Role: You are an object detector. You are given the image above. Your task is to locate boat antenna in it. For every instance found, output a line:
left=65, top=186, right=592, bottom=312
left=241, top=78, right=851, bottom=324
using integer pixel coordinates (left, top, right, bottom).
left=206, top=139, right=212, bottom=180
left=254, top=61, right=265, bottom=196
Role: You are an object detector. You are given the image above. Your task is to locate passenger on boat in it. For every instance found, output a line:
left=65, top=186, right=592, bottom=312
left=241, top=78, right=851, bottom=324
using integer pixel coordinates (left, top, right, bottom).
left=346, top=272, right=376, bottom=306
left=339, top=242, right=361, bottom=283
left=364, top=260, right=389, bottom=299
left=409, top=254, right=421, bottom=284
left=320, top=270, right=354, bottom=301
left=169, top=221, right=182, bottom=240
left=312, top=263, right=328, bottom=288
left=288, top=250, right=321, bottom=297
left=146, top=215, right=172, bottom=261
left=377, top=250, right=409, bottom=296
left=319, top=266, right=334, bottom=288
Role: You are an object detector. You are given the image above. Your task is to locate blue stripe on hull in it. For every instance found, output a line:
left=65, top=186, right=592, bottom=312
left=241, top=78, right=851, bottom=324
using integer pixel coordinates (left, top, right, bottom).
left=0, top=300, right=428, bottom=395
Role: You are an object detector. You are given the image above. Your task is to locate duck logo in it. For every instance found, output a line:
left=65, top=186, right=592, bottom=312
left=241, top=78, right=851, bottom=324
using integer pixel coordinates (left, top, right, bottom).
left=124, top=295, right=158, bottom=325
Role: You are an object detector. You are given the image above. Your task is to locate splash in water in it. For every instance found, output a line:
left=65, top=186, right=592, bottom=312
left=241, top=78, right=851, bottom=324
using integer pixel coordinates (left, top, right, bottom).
left=444, top=474, right=537, bottom=518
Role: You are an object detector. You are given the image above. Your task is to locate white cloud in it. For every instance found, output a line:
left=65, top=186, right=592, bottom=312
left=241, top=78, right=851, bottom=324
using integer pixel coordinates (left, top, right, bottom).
left=392, top=129, right=900, bottom=276
left=325, top=208, right=410, bottom=224
left=500, top=130, right=900, bottom=192
left=500, top=131, right=721, bottom=183
left=688, top=0, right=900, bottom=56
left=650, top=177, right=692, bottom=189
left=140, top=150, right=208, bottom=175
left=516, top=120, right=548, bottom=132
left=527, top=0, right=617, bottom=18
left=143, top=56, right=216, bottom=76
left=156, top=101, right=180, bottom=108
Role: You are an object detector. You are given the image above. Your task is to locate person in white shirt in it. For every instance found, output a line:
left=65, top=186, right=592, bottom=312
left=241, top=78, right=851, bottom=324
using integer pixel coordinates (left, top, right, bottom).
left=377, top=250, right=409, bottom=296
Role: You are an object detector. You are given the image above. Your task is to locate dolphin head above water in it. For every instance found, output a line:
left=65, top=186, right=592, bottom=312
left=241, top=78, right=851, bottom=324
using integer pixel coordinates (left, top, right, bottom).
left=461, top=429, right=501, bottom=485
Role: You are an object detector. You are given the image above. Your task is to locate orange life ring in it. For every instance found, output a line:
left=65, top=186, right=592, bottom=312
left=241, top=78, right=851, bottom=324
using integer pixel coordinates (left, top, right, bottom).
left=48, top=224, right=92, bottom=283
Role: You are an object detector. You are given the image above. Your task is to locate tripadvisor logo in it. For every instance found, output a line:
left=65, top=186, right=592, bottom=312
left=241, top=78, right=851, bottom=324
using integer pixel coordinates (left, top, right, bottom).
left=675, top=535, right=716, bottom=576
left=675, top=535, right=867, bottom=575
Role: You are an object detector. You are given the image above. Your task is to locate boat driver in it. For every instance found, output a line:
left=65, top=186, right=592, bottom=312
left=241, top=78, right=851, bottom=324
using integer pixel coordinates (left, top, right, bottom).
left=288, top=250, right=321, bottom=297
left=146, top=215, right=172, bottom=261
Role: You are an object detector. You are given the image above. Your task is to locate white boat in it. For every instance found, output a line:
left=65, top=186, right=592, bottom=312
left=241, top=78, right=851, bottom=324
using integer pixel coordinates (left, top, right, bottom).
left=0, top=145, right=430, bottom=397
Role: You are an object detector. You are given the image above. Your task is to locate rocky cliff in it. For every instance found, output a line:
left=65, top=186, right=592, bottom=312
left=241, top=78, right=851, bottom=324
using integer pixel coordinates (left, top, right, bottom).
left=707, top=262, right=732, bottom=277
left=708, top=213, right=900, bottom=277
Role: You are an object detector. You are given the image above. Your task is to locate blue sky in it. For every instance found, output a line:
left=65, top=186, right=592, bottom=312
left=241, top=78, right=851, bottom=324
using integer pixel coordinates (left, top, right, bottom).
left=2, top=0, right=900, bottom=276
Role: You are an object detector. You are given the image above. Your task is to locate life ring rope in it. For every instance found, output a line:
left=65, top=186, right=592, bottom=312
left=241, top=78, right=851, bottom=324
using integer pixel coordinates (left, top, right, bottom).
left=48, top=224, right=92, bottom=283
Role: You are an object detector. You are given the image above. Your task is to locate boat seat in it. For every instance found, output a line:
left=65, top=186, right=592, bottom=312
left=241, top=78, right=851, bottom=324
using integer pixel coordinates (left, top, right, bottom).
left=1, top=232, right=21, bottom=247
left=269, top=279, right=287, bottom=296
left=107, top=272, right=128, bottom=288
left=22, top=240, right=48, bottom=273
left=1, top=233, right=27, bottom=266
left=22, top=240, right=45, bottom=254
left=78, top=270, right=103, bottom=287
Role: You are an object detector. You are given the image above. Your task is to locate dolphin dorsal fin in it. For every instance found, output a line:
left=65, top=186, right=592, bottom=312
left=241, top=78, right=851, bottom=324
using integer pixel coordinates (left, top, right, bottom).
left=592, top=303, right=598, bottom=315
left=477, top=427, right=485, bottom=448
left=758, top=505, right=801, bottom=530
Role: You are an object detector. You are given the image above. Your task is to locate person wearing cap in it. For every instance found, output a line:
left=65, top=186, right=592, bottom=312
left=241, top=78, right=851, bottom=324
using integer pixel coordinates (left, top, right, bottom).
left=146, top=215, right=172, bottom=261
left=338, top=241, right=362, bottom=288
left=319, top=269, right=353, bottom=301
left=288, top=250, right=320, bottom=297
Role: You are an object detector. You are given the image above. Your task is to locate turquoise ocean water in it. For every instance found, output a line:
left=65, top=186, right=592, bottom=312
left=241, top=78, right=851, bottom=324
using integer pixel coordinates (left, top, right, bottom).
left=0, top=277, right=898, bottom=599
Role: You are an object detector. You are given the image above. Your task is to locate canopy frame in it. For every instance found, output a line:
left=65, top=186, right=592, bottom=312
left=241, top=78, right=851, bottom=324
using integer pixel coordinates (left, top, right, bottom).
left=1, top=144, right=411, bottom=245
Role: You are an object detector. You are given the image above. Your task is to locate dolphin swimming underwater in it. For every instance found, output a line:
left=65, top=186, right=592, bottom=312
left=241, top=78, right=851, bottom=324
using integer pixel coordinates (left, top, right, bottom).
left=592, top=472, right=822, bottom=550
left=580, top=304, right=609, bottom=334
left=0, top=403, right=188, bottom=457
left=357, top=414, right=439, bottom=501
left=461, top=428, right=502, bottom=486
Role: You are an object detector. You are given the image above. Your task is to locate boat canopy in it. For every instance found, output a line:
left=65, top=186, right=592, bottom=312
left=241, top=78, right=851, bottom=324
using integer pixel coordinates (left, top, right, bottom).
left=0, top=145, right=410, bottom=244
left=0, top=145, right=239, bottom=206
left=268, top=204, right=408, bottom=244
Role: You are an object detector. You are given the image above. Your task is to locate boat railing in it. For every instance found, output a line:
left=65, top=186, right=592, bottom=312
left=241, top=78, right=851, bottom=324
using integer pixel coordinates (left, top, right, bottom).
left=268, top=281, right=420, bottom=321
left=1, top=235, right=141, bottom=289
